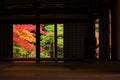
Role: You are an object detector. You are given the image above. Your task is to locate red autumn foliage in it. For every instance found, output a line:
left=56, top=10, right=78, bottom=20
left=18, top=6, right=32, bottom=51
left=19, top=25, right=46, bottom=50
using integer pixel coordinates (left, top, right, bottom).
left=13, top=24, right=47, bottom=51
left=13, top=24, right=47, bottom=34
left=13, top=37, right=35, bottom=50
left=40, top=24, right=47, bottom=34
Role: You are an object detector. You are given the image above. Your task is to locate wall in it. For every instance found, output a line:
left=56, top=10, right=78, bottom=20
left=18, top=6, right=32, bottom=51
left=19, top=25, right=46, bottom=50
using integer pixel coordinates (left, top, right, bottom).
left=0, top=24, right=13, bottom=60
left=64, top=23, right=90, bottom=59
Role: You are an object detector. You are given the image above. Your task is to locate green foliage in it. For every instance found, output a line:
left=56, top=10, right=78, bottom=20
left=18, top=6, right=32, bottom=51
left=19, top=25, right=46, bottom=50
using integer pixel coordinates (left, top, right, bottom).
left=40, top=24, right=54, bottom=58
left=57, top=24, right=64, bottom=58
left=40, top=24, right=64, bottom=58
left=13, top=43, right=31, bottom=58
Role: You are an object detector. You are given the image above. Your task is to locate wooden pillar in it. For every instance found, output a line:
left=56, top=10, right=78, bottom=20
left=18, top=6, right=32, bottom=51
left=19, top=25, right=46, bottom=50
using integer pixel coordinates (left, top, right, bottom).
left=111, top=0, right=120, bottom=60
left=35, top=0, right=40, bottom=62
left=84, top=19, right=96, bottom=59
left=0, top=24, right=13, bottom=60
left=99, top=0, right=110, bottom=60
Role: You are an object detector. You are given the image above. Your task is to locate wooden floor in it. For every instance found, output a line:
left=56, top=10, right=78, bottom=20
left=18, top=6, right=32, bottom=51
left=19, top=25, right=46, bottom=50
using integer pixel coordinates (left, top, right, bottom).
left=0, top=61, right=120, bottom=80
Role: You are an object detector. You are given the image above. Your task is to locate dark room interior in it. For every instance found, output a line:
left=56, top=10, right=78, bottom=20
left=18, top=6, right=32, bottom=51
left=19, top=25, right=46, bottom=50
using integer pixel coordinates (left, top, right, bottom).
left=0, top=0, right=120, bottom=80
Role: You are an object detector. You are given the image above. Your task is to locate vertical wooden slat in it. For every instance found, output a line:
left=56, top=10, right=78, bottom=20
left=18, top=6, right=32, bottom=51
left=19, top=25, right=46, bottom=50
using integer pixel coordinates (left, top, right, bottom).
left=54, top=24, right=57, bottom=62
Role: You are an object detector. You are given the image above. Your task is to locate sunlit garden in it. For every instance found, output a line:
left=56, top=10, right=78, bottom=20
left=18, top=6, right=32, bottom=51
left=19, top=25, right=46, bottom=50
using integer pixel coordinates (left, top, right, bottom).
left=13, top=24, right=64, bottom=58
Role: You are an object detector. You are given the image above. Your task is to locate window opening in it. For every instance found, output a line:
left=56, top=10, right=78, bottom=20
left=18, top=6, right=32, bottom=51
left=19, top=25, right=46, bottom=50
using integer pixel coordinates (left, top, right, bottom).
left=13, top=23, right=64, bottom=61
left=13, top=24, right=36, bottom=58
left=95, top=19, right=99, bottom=58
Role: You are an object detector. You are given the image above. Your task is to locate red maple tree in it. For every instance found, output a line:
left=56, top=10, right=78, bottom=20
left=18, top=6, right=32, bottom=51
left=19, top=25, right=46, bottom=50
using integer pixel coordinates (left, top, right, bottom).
left=13, top=24, right=47, bottom=51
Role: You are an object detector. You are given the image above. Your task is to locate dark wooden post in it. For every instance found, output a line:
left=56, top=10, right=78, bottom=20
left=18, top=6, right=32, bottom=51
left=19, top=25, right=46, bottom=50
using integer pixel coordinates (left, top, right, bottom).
left=111, top=0, right=120, bottom=60
left=84, top=19, right=96, bottom=59
left=0, top=24, right=13, bottom=61
left=99, top=0, right=110, bottom=60
left=34, top=0, right=40, bottom=62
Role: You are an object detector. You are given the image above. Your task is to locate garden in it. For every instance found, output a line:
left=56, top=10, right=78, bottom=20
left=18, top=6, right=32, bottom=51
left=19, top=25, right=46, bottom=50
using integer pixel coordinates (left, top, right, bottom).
left=13, top=24, right=64, bottom=58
